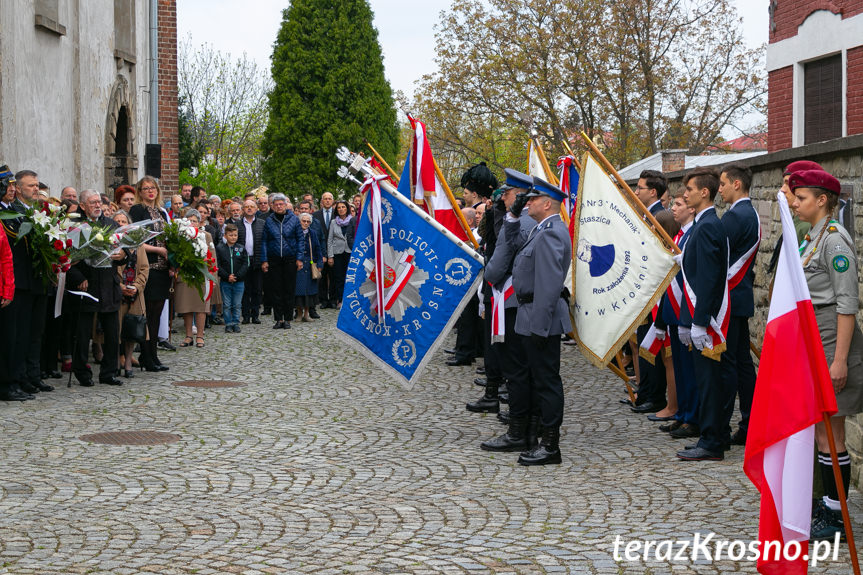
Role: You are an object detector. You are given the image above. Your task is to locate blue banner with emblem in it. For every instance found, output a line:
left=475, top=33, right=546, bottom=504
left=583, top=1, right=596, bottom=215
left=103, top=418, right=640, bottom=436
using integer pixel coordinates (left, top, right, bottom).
left=336, top=179, right=483, bottom=388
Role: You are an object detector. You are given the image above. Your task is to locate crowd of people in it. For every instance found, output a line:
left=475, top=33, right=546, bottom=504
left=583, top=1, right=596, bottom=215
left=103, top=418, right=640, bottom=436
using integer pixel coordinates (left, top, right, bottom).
left=1, top=157, right=859, bottom=542
left=0, top=172, right=359, bottom=395
left=446, top=160, right=859, bottom=542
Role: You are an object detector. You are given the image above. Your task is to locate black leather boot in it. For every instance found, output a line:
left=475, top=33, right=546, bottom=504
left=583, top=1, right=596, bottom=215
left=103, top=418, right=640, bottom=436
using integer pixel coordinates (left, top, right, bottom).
left=518, top=426, right=562, bottom=466
left=481, top=416, right=528, bottom=451
left=522, top=415, right=541, bottom=455
left=466, top=380, right=499, bottom=413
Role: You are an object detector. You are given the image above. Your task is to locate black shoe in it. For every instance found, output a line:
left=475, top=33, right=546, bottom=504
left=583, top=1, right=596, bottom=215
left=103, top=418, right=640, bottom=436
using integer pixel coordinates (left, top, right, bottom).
left=518, top=427, right=562, bottom=466
left=124, top=370, right=134, bottom=379
left=444, top=348, right=456, bottom=355
left=241, top=318, right=251, bottom=325
left=481, top=416, right=528, bottom=452
left=33, top=381, right=54, bottom=392
left=225, top=326, right=233, bottom=333
left=466, top=394, right=499, bottom=413
left=0, top=389, right=31, bottom=401
left=309, top=309, right=320, bottom=319
left=79, top=379, right=95, bottom=387
left=273, top=321, right=284, bottom=329
left=19, top=382, right=38, bottom=394
left=810, top=504, right=845, bottom=542
left=446, top=358, right=473, bottom=366
left=498, top=392, right=509, bottom=404
left=676, top=447, right=723, bottom=461
left=631, top=401, right=666, bottom=414
left=685, top=442, right=730, bottom=452
left=251, top=317, right=261, bottom=324
left=497, top=410, right=510, bottom=424
left=669, top=423, right=700, bottom=439
left=155, top=364, right=169, bottom=372
left=233, top=325, right=241, bottom=333
left=99, top=377, right=123, bottom=386
left=48, top=370, right=63, bottom=379
left=284, top=321, right=291, bottom=329
left=158, top=340, right=177, bottom=352
left=474, top=377, right=487, bottom=387
left=647, top=413, right=676, bottom=422
left=523, top=416, right=541, bottom=454
left=476, top=366, right=486, bottom=375
left=730, top=429, right=747, bottom=445
left=659, top=420, right=683, bottom=433
left=210, top=316, right=224, bottom=325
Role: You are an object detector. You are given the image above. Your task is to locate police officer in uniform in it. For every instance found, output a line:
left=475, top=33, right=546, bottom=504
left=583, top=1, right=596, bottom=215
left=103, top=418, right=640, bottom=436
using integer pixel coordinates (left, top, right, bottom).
left=502, top=170, right=571, bottom=465
left=790, top=169, right=863, bottom=540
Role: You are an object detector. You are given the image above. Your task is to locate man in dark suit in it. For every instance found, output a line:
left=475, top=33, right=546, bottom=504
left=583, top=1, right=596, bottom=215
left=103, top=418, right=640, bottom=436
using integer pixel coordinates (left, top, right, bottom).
left=66, top=189, right=126, bottom=387
left=718, top=163, right=760, bottom=446
left=312, top=192, right=335, bottom=307
left=503, top=170, right=572, bottom=466
left=676, top=167, right=730, bottom=461
left=631, top=170, right=669, bottom=414
left=237, top=199, right=266, bottom=324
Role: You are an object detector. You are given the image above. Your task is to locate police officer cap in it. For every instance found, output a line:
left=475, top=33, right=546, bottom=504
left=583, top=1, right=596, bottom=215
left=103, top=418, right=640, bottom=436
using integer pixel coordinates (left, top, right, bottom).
left=504, top=168, right=533, bottom=191
left=783, top=160, right=823, bottom=176
left=526, top=176, right=566, bottom=202
left=788, top=169, right=840, bottom=195
left=0, top=164, right=14, bottom=188
left=460, top=162, right=498, bottom=197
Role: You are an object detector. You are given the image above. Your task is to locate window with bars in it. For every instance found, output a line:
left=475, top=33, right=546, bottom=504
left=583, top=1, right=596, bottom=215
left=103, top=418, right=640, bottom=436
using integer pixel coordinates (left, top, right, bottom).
left=804, top=54, right=843, bottom=145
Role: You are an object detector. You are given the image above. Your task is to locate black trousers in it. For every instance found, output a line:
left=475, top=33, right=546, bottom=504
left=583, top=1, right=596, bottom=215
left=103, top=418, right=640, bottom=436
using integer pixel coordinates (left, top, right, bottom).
left=636, top=322, right=667, bottom=405
left=319, top=258, right=335, bottom=306
left=241, top=267, right=263, bottom=320
left=268, top=256, right=297, bottom=322
left=74, top=309, right=119, bottom=382
left=141, top=298, right=166, bottom=368
left=6, top=291, right=47, bottom=386
left=0, top=290, right=27, bottom=392
left=500, top=309, right=538, bottom=419
left=454, top=295, right=480, bottom=362
left=42, top=294, right=62, bottom=373
left=332, top=252, right=351, bottom=304
left=510, top=330, right=564, bottom=428
left=721, top=315, right=757, bottom=434
left=23, top=294, right=48, bottom=385
left=482, top=295, right=502, bottom=383
left=693, top=347, right=735, bottom=453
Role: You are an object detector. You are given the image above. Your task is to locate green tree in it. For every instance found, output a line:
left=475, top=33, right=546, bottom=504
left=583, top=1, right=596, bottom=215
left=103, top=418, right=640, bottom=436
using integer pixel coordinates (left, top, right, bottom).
left=262, top=0, right=400, bottom=198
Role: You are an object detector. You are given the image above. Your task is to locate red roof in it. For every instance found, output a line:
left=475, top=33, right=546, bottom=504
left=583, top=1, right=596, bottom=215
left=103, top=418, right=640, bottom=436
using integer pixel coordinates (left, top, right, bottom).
left=710, top=133, right=768, bottom=152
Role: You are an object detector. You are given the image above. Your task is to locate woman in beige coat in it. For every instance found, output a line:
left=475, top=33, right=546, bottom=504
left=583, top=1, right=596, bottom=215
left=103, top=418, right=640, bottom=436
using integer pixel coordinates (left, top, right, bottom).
left=114, top=211, right=149, bottom=379
left=173, top=209, right=215, bottom=348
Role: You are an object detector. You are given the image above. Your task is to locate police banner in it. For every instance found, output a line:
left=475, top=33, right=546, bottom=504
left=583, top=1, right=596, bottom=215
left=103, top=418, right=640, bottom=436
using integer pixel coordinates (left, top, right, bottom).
left=336, top=175, right=483, bottom=389
left=571, top=153, right=678, bottom=366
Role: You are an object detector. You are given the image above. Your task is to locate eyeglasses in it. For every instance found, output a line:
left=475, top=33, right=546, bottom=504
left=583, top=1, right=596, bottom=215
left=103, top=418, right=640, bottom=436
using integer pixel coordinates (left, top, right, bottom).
left=140, top=186, right=157, bottom=192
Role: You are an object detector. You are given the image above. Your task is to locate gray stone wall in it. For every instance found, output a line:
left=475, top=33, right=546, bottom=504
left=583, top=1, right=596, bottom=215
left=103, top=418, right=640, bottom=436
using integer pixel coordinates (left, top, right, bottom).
left=657, top=135, right=863, bottom=488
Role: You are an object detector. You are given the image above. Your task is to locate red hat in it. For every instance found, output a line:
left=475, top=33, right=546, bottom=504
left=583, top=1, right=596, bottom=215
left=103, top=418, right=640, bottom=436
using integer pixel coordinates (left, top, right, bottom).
left=788, top=169, right=840, bottom=195
left=783, top=160, right=823, bottom=176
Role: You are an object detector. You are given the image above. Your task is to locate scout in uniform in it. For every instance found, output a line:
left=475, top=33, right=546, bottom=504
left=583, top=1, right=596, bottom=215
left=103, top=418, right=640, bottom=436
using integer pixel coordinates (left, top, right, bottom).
left=502, top=170, right=571, bottom=466
left=790, top=169, right=863, bottom=541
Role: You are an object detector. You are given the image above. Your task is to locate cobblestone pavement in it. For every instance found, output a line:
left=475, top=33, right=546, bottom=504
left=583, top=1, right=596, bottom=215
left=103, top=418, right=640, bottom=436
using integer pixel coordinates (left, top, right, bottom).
left=1, top=310, right=860, bottom=574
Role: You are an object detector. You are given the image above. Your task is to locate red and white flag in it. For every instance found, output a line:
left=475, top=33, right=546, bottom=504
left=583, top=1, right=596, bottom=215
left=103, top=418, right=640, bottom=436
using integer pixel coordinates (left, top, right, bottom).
left=407, top=115, right=468, bottom=242
left=743, top=191, right=838, bottom=575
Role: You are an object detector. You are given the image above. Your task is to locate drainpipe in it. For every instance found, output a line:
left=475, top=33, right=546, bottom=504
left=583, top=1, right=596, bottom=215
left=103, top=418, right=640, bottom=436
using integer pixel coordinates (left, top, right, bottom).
left=149, top=0, right=158, bottom=144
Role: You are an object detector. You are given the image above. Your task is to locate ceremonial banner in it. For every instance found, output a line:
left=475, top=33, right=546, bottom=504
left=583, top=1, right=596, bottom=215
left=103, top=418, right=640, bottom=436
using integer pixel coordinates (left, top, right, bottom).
left=527, top=139, right=549, bottom=181
left=337, top=176, right=483, bottom=388
left=743, top=191, right=837, bottom=575
left=571, top=153, right=678, bottom=366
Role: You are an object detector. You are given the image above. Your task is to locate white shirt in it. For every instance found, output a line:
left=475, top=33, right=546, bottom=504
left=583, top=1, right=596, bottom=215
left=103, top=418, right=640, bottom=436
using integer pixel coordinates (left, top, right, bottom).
left=694, top=205, right=715, bottom=223
left=243, top=217, right=254, bottom=256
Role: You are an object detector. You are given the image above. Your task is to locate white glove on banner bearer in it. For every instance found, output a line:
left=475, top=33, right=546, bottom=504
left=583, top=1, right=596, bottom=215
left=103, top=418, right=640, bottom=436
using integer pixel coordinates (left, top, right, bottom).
left=690, top=324, right=711, bottom=351
left=651, top=325, right=666, bottom=341
left=678, top=326, right=692, bottom=347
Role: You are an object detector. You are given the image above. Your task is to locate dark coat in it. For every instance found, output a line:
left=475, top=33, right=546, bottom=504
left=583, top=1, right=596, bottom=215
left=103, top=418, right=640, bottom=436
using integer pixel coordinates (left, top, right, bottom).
left=261, top=212, right=305, bottom=262
left=312, top=207, right=335, bottom=240
left=2, top=200, right=44, bottom=294
left=721, top=199, right=760, bottom=318
left=680, top=207, right=728, bottom=328
left=65, top=215, right=126, bottom=313
left=216, top=242, right=249, bottom=282
left=295, top=228, right=322, bottom=297
left=235, top=216, right=266, bottom=268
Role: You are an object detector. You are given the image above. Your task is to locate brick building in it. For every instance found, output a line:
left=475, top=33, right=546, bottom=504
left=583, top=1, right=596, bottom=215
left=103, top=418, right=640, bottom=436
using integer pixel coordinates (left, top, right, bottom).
left=0, top=0, right=178, bottom=196
left=767, top=0, right=863, bottom=152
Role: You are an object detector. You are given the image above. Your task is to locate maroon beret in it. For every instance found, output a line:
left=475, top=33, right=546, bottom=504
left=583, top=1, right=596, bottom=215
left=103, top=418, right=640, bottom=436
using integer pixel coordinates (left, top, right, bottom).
left=788, top=169, right=840, bottom=195
left=783, top=160, right=823, bottom=176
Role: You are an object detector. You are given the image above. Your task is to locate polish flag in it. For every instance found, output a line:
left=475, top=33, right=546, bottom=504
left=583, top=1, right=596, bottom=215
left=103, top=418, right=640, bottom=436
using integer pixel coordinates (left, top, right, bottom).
left=743, top=191, right=838, bottom=575
left=408, top=116, right=468, bottom=242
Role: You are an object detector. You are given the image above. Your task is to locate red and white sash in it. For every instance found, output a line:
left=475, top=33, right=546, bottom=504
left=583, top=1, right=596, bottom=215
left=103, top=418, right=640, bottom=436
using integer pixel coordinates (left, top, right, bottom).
left=490, top=277, right=514, bottom=343
left=666, top=229, right=684, bottom=320
left=360, top=173, right=389, bottom=325
left=727, top=218, right=761, bottom=291
left=638, top=306, right=669, bottom=364
left=680, top=239, right=730, bottom=360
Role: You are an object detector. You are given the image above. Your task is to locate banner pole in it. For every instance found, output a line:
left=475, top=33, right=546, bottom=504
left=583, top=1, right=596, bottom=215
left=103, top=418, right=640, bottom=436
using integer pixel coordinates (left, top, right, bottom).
left=578, top=131, right=680, bottom=255
left=431, top=157, right=479, bottom=250
left=531, top=136, right=559, bottom=186
left=363, top=139, right=400, bottom=185
left=560, top=140, right=583, bottom=171
left=822, top=414, right=861, bottom=575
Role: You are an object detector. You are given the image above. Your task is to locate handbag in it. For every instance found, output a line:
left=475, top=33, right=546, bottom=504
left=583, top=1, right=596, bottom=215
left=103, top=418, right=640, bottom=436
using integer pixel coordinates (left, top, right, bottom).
left=309, top=235, right=322, bottom=280
left=121, top=313, right=148, bottom=343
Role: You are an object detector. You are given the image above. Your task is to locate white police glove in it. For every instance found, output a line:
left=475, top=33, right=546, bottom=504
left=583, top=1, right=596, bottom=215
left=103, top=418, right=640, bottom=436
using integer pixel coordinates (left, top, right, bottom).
left=678, top=326, right=692, bottom=347
left=690, top=324, right=711, bottom=351
left=651, top=325, right=666, bottom=341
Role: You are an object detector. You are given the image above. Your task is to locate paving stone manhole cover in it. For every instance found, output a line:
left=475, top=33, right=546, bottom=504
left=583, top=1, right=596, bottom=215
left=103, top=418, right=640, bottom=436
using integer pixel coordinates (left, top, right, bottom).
left=79, top=431, right=181, bottom=445
left=172, top=380, right=246, bottom=388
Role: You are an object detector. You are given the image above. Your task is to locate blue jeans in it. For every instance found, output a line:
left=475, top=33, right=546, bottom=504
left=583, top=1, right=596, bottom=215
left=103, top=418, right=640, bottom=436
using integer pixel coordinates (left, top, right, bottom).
left=221, top=281, right=245, bottom=326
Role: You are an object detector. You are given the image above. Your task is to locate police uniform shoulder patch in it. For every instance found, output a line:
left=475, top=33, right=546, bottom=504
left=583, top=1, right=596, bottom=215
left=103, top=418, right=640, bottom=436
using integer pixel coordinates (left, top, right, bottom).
left=827, top=225, right=838, bottom=233
left=833, top=254, right=850, bottom=273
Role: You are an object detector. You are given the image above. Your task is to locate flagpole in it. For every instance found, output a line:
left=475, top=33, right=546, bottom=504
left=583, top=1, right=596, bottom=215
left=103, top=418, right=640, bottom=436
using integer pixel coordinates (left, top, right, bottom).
left=431, top=157, right=480, bottom=250
left=560, top=140, right=583, bottom=171
left=363, top=139, right=400, bottom=185
left=822, top=413, right=861, bottom=573
left=530, top=136, right=571, bottom=226
left=578, top=131, right=680, bottom=255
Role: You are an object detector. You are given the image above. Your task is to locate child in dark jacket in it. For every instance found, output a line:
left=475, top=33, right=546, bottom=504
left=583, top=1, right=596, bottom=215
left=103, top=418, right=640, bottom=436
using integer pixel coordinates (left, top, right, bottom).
left=216, top=224, right=249, bottom=332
